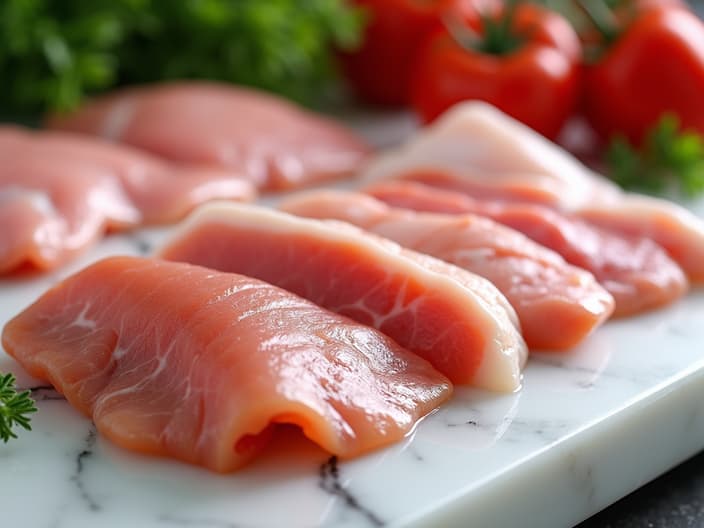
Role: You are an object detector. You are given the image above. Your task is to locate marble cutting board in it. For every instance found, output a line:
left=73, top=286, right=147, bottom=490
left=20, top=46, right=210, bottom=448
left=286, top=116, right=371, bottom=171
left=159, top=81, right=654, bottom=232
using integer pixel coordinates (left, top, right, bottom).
left=2, top=114, right=704, bottom=528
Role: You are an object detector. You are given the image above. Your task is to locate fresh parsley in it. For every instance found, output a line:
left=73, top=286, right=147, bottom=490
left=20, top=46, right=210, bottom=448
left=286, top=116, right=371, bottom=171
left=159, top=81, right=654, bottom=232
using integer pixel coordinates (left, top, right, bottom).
left=606, top=115, right=704, bottom=197
left=0, top=0, right=364, bottom=116
left=0, top=372, right=37, bottom=443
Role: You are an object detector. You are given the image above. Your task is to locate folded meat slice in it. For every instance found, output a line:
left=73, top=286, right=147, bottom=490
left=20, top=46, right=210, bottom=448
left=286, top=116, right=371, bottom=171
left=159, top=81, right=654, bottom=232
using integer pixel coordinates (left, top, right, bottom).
left=360, top=102, right=704, bottom=282
left=279, top=190, right=614, bottom=350
left=0, top=164, right=138, bottom=274
left=0, top=127, right=255, bottom=274
left=367, top=182, right=688, bottom=317
left=2, top=256, right=451, bottom=472
left=47, top=81, right=371, bottom=191
left=361, top=101, right=621, bottom=209
left=159, top=203, right=527, bottom=391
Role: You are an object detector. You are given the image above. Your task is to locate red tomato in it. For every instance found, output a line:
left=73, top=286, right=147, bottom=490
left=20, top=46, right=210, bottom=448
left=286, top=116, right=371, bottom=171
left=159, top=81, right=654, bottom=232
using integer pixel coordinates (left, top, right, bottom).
left=579, top=0, right=689, bottom=47
left=410, top=3, right=582, bottom=139
left=338, top=0, right=498, bottom=106
left=583, top=6, right=704, bottom=144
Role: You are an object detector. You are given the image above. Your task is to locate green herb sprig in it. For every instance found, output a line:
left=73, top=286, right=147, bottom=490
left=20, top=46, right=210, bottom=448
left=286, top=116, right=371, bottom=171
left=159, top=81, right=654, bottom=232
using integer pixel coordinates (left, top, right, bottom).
left=0, top=373, right=37, bottom=443
left=606, top=115, right=704, bottom=197
left=0, top=0, right=364, bottom=117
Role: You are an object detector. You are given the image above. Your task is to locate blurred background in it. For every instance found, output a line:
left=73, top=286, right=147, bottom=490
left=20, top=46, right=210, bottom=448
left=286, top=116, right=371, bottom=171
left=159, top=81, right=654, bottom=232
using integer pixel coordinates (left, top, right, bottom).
left=1, top=1, right=702, bottom=115
left=5, top=0, right=700, bottom=195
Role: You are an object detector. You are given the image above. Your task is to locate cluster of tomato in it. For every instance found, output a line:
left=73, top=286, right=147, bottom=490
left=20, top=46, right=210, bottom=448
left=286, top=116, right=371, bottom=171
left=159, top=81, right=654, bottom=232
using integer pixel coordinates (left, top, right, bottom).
left=339, top=0, right=704, bottom=144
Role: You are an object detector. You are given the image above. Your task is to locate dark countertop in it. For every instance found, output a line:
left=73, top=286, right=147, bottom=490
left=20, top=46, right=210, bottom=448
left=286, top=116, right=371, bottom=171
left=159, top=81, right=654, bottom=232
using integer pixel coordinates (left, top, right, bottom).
left=577, top=450, right=704, bottom=527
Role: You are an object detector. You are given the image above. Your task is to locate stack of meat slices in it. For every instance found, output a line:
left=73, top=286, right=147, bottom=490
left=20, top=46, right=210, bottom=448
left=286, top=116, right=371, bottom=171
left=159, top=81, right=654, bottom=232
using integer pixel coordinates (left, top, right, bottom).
left=0, top=126, right=255, bottom=274
left=47, top=81, right=372, bottom=191
left=356, top=102, right=704, bottom=317
left=3, top=84, right=704, bottom=473
left=1, top=81, right=372, bottom=275
left=2, top=209, right=527, bottom=471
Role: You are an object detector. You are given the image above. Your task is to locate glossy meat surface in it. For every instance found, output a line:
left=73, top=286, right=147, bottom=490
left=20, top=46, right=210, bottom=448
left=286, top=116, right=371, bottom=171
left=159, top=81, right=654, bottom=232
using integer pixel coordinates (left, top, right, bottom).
left=0, top=127, right=254, bottom=274
left=360, top=102, right=704, bottom=283
left=160, top=203, right=527, bottom=391
left=361, top=101, right=621, bottom=209
left=579, top=196, right=704, bottom=282
left=48, top=82, right=371, bottom=191
left=1, top=257, right=452, bottom=472
left=280, top=190, right=614, bottom=350
left=367, top=182, right=689, bottom=316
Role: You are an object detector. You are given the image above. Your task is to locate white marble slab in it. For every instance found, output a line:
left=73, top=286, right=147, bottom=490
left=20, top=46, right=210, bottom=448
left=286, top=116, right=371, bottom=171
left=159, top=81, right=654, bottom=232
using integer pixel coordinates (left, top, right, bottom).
left=2, top=114, right=704, bottom=527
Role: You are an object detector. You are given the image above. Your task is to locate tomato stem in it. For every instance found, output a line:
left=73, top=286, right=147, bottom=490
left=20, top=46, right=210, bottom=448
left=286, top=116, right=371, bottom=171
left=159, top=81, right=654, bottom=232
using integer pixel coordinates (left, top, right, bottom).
left=444, top=1, right=525, bottom=57
left=577, top=0, right=619, bottom=44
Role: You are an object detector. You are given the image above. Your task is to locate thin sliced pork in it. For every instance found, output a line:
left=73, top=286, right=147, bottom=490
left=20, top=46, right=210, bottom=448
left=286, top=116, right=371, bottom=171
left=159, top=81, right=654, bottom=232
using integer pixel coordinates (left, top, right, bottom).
left=47, top=82, right=371, bottom=191
left=360, top=102, right=704, bottom=281
left=579, top=196, right=704, bottom=282
left=0, top=127, right=255, bottom=274
left=361, top=101, right=621, bottom=208
left=159, top=203, right=527, bottom=391
left=2, top=257, right=452, bottom=472
left=367, top=182, right=688, bottom=317
left=279, top=190, right=615, bottom=350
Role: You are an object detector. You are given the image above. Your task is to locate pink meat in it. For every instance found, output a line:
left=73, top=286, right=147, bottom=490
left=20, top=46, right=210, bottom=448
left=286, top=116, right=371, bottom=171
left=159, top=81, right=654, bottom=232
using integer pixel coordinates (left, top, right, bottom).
left=366, top=182, right=689, bottom=317
left=159, top=203, right=527, bottom=392
left=279, top=190, right=615, bottom=350
left=360, top=102, right=704, bottom=283
left=579, top=196, right=704, bottom=282
left=2, top=256, right=452, bottom=472
left=0, top=127, right=255, bottom=274
left=47, top=82, right=371, bottom=191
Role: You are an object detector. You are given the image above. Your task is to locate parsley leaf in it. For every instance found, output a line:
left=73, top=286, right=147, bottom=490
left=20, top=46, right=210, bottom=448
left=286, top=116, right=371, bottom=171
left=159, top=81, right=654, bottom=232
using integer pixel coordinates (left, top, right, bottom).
left=606, top=115, right=704, bottom=197
left=0, top=0, right=364, bottom=116
left=0, top=373, right=37, bottom=443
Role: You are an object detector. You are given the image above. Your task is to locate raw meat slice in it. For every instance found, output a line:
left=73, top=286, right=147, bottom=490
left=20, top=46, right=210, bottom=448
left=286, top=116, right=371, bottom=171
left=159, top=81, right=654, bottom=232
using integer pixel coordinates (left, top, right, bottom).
left=279, top=190, right=615, bottom=350
left=0, top=127, right=255, bottom=274
left=366, top=182, right=688, bottom=317
left=159, top=203, right=527, bottom=391
left=0, top=167, right=138, bottom=274
left=2, top=256, right=452, bottom=472
left=578, top=196, right=704, bottom=282
left=361, top=101, right=621, bottom=209
left=360, top=102, right=704, bottom=281
left=47, top=82, right=371, bottom=191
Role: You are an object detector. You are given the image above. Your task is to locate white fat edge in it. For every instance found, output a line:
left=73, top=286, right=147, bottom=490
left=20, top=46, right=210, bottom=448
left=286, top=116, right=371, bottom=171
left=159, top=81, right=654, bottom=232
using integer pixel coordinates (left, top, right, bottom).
left=100, top=96, right=137, bottom=141
left=278, top=189, right=390, bottom=226
left=361, top=101, right=621, bottom=210
left=580, top=193, right=704, bottom=235
left=161, top=201, right=525, bottom=392
left=472, top=334, right=525, bottom=392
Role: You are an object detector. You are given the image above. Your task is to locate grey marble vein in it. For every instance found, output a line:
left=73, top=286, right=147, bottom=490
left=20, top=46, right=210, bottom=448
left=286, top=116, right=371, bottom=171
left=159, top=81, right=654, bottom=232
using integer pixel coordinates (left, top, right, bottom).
left=130, top=234, right=155, bottom=256
left=28, top=385, right=65, bottom=402
left=71, top=427, right=100, bottom=512
left=567, top=451, right=597, bottom=509
left=319, top=456, right=385, bottom=527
